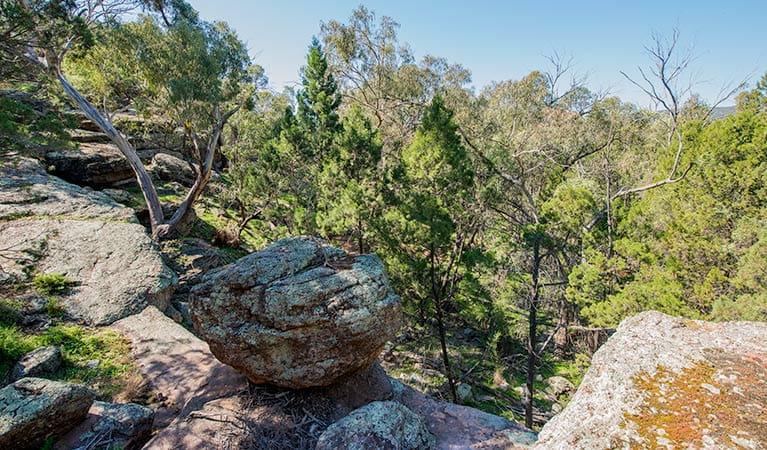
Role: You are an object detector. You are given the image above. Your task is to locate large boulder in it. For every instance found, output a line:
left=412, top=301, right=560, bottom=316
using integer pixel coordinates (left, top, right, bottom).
left=149, top=152, right=196, bottom=185
left=0, top=378, right=94, bottom=450
left=0, top=157, right=177, bottom=325
left=190, top=237, right=403, bottom=388
left=316, top=401, right=435, bottom=450
left=535, top=311, right=767, bottom=449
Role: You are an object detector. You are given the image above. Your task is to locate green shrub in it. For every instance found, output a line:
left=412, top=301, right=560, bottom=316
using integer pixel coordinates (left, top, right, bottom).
left=45, top=298, right=66, bottom=318
left=33, top=273, right=74, bottom=296
left=0, top=324, right=42, bottom=377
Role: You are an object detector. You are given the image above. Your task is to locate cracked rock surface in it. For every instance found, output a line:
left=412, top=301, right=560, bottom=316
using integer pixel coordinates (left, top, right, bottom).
left=0, top=157, right=176, bottom=325
left=190, top=236, right=403, bottom=388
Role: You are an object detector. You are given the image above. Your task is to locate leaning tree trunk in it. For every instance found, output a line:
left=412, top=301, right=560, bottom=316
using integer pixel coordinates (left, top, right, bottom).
left=56, top=69, right=237, bottom=240
left=55, top=71, right=165, bottom=234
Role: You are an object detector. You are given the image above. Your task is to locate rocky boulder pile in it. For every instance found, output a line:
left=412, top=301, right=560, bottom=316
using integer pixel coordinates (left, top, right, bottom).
left=45, top=142, right=138, bottom=187
left=534, top=311, right=767, bottom=449
left=190, top=236, right=403, bottom=388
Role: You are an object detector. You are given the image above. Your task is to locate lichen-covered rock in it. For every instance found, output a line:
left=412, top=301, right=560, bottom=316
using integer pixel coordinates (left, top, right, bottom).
left=390, top=379, right=537, bottom=449
left=316, top=401, right=435, bottom=450
left=0, top=378, right=94, bottom=450
left=53, top=401, right=154, bottom=450
left=0, top=157, right=135, bottom=222
left=0, top=157, right=177, bottom=325
left=544, top=376, right=575, bottom=401
left=190, top=236, right=403, bottom=388
left=8, top=346, right=62, bottom=382
left=535, top=311, right=767, bottom=449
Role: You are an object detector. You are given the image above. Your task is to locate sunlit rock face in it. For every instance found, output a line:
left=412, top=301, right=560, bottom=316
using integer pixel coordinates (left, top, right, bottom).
left=534, top=311, right=767, bottom=449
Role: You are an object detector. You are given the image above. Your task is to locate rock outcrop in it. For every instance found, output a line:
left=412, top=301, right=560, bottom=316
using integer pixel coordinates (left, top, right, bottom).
left=150, top=152, right=196, bottom=185
left=45, top=143, right=136, bottom=187
left=535, top=311, right=767, bottom=449
left=0, top=157, right=177, bottom=325
left=316, top=401, right=435, bottom=450
left=190, top=236, right=403, bottom=388
left=0, top=378, right=94, bottom=450
left=7, top=346, right=62, bottom=383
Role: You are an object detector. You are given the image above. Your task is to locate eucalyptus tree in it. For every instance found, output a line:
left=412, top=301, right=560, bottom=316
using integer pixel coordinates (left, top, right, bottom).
left=321, top=6, right=472, bottom=161
left=464, top=68, right=611, bottom=427
left=1, top=0, right=256, bottom=239
left=565, top=31, right=750, bottom=329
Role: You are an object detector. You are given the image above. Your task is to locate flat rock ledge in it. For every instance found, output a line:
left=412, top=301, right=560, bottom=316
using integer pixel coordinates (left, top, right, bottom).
left=0, top=157, right=176, bottom=325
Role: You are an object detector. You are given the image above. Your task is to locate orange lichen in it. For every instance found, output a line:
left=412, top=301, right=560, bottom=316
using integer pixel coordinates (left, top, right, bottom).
left=623, top=350, right=767, bottom=448
left=678, top=319, right=716, bottom=331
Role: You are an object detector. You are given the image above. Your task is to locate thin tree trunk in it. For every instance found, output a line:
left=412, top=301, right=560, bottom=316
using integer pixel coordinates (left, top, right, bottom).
left=435, top=296, right=458, bottom=403
left=55, top=71, right=165, bottom=234
left=525, top=237, right=541, bottom=429
left=430, top=244, right=457, bottom=403
left=237, top=209, right=262, bottom=239
left=357, top=218, right=364, bottom=254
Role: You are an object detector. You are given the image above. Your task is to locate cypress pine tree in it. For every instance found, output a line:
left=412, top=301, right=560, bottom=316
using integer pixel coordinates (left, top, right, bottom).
left=383, top=96, right=478, bottom=403
left=296, top=37, right=342, bottom=162
left=317, top=104, right=383, bottom=252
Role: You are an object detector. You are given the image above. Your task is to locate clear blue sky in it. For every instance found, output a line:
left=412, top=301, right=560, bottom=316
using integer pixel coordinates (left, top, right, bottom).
left=191, top=0, right=765, bottom=107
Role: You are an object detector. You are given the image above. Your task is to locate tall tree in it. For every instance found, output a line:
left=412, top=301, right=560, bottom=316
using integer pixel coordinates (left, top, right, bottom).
left=464, top=67, right=611, bottom=427
left=380, top=96, right=481, bottom=403
left=317, top=104, right=382, bottom=253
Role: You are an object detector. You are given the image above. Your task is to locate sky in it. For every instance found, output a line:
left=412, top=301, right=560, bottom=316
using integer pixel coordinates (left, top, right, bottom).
left=190, top=0, right=766, bottom=107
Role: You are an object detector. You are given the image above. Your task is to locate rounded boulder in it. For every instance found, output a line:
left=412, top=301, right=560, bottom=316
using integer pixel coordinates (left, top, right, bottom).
left=190, top=237, right=402, bottom=388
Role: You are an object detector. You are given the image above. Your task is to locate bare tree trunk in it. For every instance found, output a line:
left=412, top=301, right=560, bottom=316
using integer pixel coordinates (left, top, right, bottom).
left=55, top=71, right=165, bottom=234
left=525, top=237, right=541, bottom=429
left=155, top=106, right=238, bottom=239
